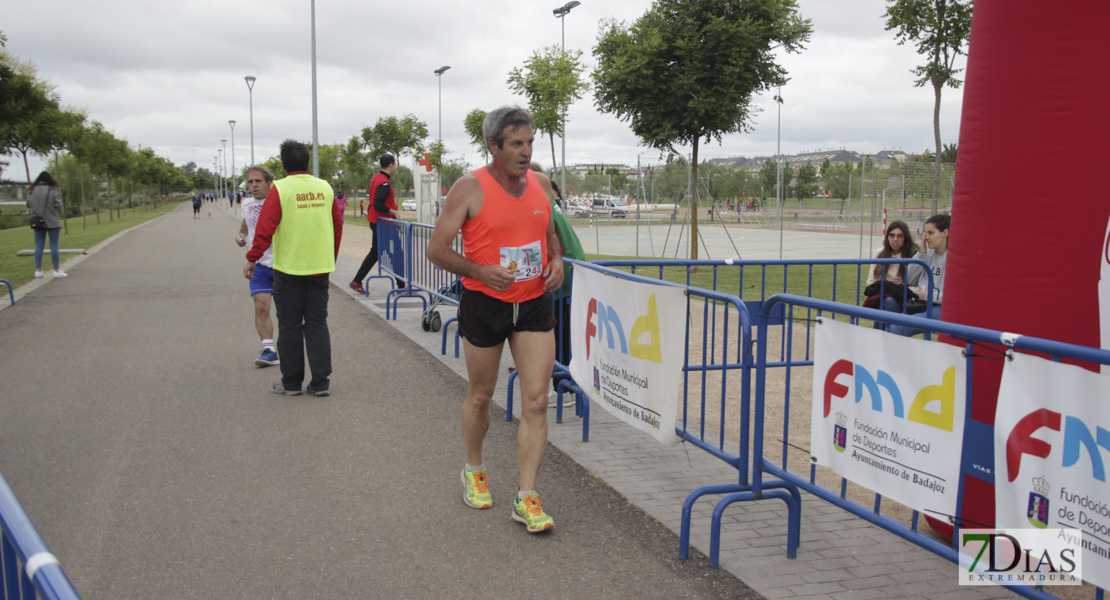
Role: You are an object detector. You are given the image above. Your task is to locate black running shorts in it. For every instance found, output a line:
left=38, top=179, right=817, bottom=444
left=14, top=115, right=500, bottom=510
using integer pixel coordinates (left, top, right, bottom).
left=458, top=287, right=555, bottom=348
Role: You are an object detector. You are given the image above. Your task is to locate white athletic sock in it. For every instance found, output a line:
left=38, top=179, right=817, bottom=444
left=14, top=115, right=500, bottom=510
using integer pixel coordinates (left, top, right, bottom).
left=517, top=490, right=536, bottom=502
left=464, top=463, right=485, bottom=473
left=262, top=339, right=275, bottom=351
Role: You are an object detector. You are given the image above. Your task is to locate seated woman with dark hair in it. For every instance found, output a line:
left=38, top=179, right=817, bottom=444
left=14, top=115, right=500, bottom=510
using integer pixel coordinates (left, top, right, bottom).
left=887, top=214, right=950, bottom=336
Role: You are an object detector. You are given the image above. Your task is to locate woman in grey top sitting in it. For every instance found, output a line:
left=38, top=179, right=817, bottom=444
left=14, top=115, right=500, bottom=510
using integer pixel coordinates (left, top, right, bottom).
left=27, top=171, right=67, bottom=278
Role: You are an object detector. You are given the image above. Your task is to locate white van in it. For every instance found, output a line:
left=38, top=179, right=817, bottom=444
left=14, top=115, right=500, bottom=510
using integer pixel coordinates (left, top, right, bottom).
left=591, top=197, right=629, bottom=218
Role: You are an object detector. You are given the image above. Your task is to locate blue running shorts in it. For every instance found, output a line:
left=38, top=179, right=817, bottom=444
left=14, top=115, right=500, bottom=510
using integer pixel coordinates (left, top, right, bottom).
left=250, top=263, right=275, bottom=296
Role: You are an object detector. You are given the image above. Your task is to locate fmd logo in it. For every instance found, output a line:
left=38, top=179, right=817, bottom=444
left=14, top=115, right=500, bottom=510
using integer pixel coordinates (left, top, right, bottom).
left=584, top=295, right=663, bottom=364
left=1005, top=408, right=1110, bottom=483
left=822, top=358, right=957, bottom=432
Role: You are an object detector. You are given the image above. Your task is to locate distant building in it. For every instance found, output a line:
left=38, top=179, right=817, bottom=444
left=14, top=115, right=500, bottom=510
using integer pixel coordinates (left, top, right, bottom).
left=567, top=163, right=638, bottom=176
left=709, top=149, right=911, bottom=175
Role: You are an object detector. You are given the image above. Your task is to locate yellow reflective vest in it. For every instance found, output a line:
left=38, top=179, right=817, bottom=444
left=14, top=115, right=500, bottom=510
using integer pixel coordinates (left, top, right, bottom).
left=271, top=174, right=336, bottom=275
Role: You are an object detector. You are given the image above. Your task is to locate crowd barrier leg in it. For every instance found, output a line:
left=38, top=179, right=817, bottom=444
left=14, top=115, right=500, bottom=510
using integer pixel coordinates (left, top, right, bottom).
left=505, top=370, right=518, bottom=421
left=709, top=487, right=800, bottom=566
left=0, top=280, right=13, bottom=306
left=440, top=317, right=459, bottom=358
left=361, top=273, right=393, bottom=297
left=384, top=288, right=425, bottom=320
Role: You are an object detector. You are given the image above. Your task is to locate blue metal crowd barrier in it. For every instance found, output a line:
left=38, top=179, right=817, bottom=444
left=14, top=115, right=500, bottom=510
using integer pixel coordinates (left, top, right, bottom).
left=506, top=259, right=757, bottom=457
left=362, top=218, right=425, bottom=319
left=1, top=279, right=13, bottom=306
left=0, top=472, right=81, bottom=599
left=735, top=294, right=1110, bottom=600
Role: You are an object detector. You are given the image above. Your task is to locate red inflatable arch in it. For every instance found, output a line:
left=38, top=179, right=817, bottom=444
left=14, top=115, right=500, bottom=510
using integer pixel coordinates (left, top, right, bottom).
left=928, top=0, right=1110, bottom=539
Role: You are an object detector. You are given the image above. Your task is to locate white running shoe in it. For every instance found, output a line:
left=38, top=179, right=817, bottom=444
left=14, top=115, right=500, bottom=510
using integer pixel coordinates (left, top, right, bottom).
left=33, top=270, right=43, bottom=278
left=53, top=270, right=67, bottom=278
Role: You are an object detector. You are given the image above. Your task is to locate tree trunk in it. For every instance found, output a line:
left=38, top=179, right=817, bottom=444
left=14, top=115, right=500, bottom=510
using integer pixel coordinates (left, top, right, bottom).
left=56, top=150, right=69, bottom=235
left=21, top=150, right=31, bottom=185
left=932, top=76, right=942, bottom=214
left=549, top=133, right=557, bottom=175
left=80, top=174, right=88, bottom=229
left=690, top=140, right=699, bottom=261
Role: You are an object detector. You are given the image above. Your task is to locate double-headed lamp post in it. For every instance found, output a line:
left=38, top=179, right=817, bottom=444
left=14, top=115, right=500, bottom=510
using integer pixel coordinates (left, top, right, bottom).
left=553, top=0, right=581, bottom=211
left=244, top=76, right=256, bottom=166
left=229, top=120, right=236, bottom=197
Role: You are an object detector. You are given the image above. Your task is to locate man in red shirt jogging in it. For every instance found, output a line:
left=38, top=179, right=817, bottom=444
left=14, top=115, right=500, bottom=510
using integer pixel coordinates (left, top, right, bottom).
left=428, top=106, right=564, bottom=533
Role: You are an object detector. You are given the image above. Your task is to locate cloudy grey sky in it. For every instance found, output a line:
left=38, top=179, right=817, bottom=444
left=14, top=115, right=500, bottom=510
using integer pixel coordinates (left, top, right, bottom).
left=5, top=0, right=966, bottom=179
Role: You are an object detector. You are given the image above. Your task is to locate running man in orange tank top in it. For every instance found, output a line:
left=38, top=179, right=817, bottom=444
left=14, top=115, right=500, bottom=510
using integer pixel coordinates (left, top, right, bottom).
left=428, top=106, right=564, bottom=533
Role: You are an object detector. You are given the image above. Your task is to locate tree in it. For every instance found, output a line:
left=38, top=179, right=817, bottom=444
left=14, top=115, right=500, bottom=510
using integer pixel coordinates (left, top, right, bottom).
left=940, top=142, right=957, bottom=163
left=463, top=108, right=489, bottom=163
left=337, top=135, right=370, bottom=196
left=758, top=158, right=793, bottom=203
left=0, top=52, right=59, bottom=182
left=361, top=115, right=427, bottom=161
left=593, top=0, right=811, bottom=259
left=440, top=158, right=469, bottom=191
left=305, top=142, right=341, bottom=182
left=884, top=0, right=972, bottom=213
left=824, top=161, right=854, bottom=210
left=506, top=45, right=588, bottom=172
left=759, top=159, right=778, bottom=201
left=795, top=160, right=818, bottom=201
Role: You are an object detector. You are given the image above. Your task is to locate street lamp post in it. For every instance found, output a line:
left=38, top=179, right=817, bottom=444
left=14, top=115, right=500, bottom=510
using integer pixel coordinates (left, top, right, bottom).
left=213, top=157, right=219, bottom=198
left=310, top=0, right=319, bottom=177
left=434, top=66, right=451, bottom=143
left=773, top=79, right=789, bottom=259
left=553, top=0, right=581, bottom=211
left=217, top=147, right=224, bottom=198
left=244, top=76, right=256, bottom=165
left=221, top=139, right=227, bottom=199
left=229, top=120, right=236, bottom=199
left=434, top=66, right=451, bottom=219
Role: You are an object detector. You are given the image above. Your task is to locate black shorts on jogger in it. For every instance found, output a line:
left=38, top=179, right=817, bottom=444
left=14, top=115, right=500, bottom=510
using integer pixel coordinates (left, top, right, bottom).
left=457, top=287, right=555, bottom=348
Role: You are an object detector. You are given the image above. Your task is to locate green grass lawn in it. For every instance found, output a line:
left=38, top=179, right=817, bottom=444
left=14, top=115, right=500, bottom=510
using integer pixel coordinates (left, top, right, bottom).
left=584, top=253, right=870, bottom=304
left=0, top=201, right=178, bottom=289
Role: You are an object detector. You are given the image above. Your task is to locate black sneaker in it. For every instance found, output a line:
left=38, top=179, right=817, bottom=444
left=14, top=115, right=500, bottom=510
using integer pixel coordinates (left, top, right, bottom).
left=306, top=384, right=330, bottom=397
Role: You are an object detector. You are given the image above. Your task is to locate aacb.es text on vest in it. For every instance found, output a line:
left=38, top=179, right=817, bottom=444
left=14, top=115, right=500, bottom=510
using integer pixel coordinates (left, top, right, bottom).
left=295, top=192, right=328, bottom=208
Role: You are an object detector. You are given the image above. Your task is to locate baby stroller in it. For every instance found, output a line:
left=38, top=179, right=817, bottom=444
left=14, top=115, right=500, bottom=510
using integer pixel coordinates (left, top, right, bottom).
left=422, top=278, right=463, bottom=332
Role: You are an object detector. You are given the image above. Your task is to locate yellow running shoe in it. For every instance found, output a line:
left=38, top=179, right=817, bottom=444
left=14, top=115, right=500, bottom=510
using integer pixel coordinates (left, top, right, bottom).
left=512, top=493, right=554, bottom=533
left=461, top=468, right=493, bottom=509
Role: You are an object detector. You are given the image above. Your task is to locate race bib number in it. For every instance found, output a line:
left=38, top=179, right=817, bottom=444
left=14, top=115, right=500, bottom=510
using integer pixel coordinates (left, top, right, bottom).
left=500, top=241, right=543, bottom=281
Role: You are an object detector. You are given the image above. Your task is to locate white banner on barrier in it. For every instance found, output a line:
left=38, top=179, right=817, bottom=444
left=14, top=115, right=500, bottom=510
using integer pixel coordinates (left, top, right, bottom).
left=569, top=267, right=685, bottom=445
left=810, top=318, right=966, bottom=515
left=994, top=352, right=1110, bottom=590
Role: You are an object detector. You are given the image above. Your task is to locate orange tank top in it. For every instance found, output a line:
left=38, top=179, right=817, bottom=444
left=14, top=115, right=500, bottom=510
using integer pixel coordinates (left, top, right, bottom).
left=461, top=167, right=550, bottom=303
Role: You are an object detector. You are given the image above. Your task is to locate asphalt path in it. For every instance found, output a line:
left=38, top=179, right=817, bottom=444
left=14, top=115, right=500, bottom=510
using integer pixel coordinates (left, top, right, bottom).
left=0, top=203, right=761, bottom=599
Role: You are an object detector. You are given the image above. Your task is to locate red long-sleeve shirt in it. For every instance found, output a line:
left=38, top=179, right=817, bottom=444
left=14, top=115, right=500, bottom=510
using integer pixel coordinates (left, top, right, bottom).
left=246, top=171, right=343, bottom=274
